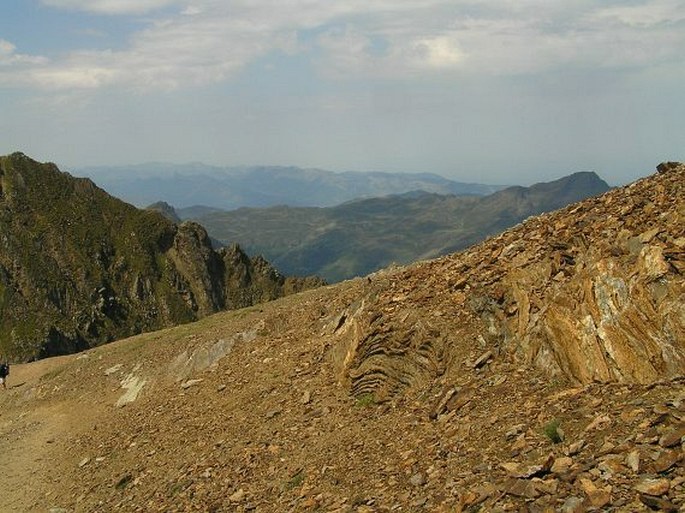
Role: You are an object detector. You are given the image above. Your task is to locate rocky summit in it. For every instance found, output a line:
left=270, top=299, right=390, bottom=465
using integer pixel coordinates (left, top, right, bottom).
left=0, top=162, right=683, bottom=512
left=0, top=153, right=323, bottom=361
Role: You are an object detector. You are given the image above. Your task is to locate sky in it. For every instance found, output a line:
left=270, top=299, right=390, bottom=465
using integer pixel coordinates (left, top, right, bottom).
left=0, top=1, right=683, bottom=185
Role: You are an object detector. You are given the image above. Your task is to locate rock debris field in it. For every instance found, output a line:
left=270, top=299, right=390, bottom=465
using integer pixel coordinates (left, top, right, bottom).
left=0, top=162, right=683, bottom=512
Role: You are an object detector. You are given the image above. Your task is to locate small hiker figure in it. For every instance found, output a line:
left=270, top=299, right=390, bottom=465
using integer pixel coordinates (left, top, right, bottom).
left=0, top=360, right=9, bottom=390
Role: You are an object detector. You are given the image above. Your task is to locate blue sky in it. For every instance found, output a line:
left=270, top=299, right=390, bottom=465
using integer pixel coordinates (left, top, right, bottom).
left=1, top=0, right=684, bottom=185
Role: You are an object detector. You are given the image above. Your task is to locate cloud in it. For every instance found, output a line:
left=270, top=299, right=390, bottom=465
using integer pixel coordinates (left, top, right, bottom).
left=415, top=36, right=464, bottom=68
left=29, top=58, right=118, bottom=89
left=3, top=1, right=685, bottom=91
left=181, top=5, right=203, bottom=16
left=41, top=0, right=180, bottom=15
left=591, top=0, right=685, bottom=27
left=316, top=28, right=466, bottom=78
left=0, top=39, right=48, bottom=66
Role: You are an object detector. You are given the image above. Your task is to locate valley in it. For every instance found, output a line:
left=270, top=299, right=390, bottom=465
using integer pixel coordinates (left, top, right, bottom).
left=187, top=172, right=610, bottom=282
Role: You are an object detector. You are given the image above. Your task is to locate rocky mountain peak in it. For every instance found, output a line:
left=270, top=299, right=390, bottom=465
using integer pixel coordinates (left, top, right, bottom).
left=0, top=153, right=323, bottom=360
left=146, top=201, right=181, bottom=223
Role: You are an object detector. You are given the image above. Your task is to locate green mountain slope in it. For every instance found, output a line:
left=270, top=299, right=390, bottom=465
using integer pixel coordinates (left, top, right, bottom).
left=193, top=172, right=610, bottom=282
left=0, top=153, right=323, bottom=361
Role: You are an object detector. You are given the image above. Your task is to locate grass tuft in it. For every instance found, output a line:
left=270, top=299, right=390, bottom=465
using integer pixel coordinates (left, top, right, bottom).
left=542, top=419, right=563, bottom=444
left=355, top=392, right=376, bottom=408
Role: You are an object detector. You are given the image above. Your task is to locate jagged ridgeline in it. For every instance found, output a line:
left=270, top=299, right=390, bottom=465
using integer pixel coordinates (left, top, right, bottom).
left=0, top=153, right=323, bottom=361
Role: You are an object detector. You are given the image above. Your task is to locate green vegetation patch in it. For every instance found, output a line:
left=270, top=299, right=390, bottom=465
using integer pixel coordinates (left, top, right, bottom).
left=542, top=419, right=563, bottom=444
left=286, top=469, right=305, bottom=490
left=355, top=392, right=377, bottom=408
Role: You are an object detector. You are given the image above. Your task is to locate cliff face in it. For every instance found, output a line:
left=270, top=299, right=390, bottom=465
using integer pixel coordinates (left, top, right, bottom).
left=479, top=162, right=684, bottom=383
left=0, top=153, right=323, bottom=361
left=327, top=163, right=684, bottom=393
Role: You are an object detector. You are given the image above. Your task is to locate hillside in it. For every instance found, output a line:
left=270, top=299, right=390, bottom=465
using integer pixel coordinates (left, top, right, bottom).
left=147, top=201, right=182, bottom=223
left=74, top=163, right=504, bottom=209
left=193, top=171, right=610, bottom=282
left=0, top=153, right=323, bottom=361
left=0, top=162, right=682, bottom=512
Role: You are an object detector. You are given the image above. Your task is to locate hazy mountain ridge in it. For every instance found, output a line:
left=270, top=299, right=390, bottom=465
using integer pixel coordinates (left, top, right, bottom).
left=0, top=153, right=323, bottom=361
left=74, top=162, right=505, bottom=209
left=1, top=162, right=682, bottom=513
left=192, top=171, right=610, bottom=282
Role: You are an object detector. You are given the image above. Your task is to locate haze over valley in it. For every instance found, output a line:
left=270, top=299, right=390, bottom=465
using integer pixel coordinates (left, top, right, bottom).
left=163, top=171, right=611, bottom=282
left=75, top=163, right=505, bottom=210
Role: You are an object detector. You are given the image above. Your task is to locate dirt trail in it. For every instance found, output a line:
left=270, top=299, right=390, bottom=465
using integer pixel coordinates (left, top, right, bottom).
left=0, top=357, right=87, bottom=513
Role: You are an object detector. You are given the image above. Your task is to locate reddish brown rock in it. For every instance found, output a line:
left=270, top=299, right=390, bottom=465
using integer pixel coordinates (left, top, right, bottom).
left=639, top=494, right=679, bottom=512
left=659, top=424, right=685, bottom=448
left=653, top=450, right=683, bottom=473
left=634, top=477, right=670, bottom=496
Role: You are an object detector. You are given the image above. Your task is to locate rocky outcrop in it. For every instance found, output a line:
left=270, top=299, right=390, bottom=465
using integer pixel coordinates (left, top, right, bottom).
left=488, top=162, right=684, bottom=383
left=146, top=201, right=181, bottom=223
left=0, top=153, right=324, bottom=361
left=324, top=294, right=449, bottom=401
left=167, top=221, right=226, bottom=316
left=326, top=163, right=684, bottom=396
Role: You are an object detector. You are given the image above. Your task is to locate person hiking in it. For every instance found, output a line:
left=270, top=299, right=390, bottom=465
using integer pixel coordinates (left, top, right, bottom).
left=0, top=360, right=9, bottom=390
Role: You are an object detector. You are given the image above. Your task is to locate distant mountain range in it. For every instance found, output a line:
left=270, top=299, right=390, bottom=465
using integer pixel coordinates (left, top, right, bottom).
left=0, top=154, right=322, bottom=361
left=183, top=172, right=610, bottom=282
left=74, top=163, right=505, bottom=209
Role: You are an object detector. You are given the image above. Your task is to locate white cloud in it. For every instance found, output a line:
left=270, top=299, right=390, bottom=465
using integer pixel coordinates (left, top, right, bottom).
left=591, top=0, right=685, bottom=27
left=41, top=0, right=180, bottom=15
left=414, top=36, right=464, bottom=68
left=316, top=28, right=466, bottom=78
left=0, top=39, right=48, bottom=66
left=29, top=62, right=118, bottom=89
left=181, top=5, right=203, bottom=16
left=3, top=1, right=685, bottom=91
